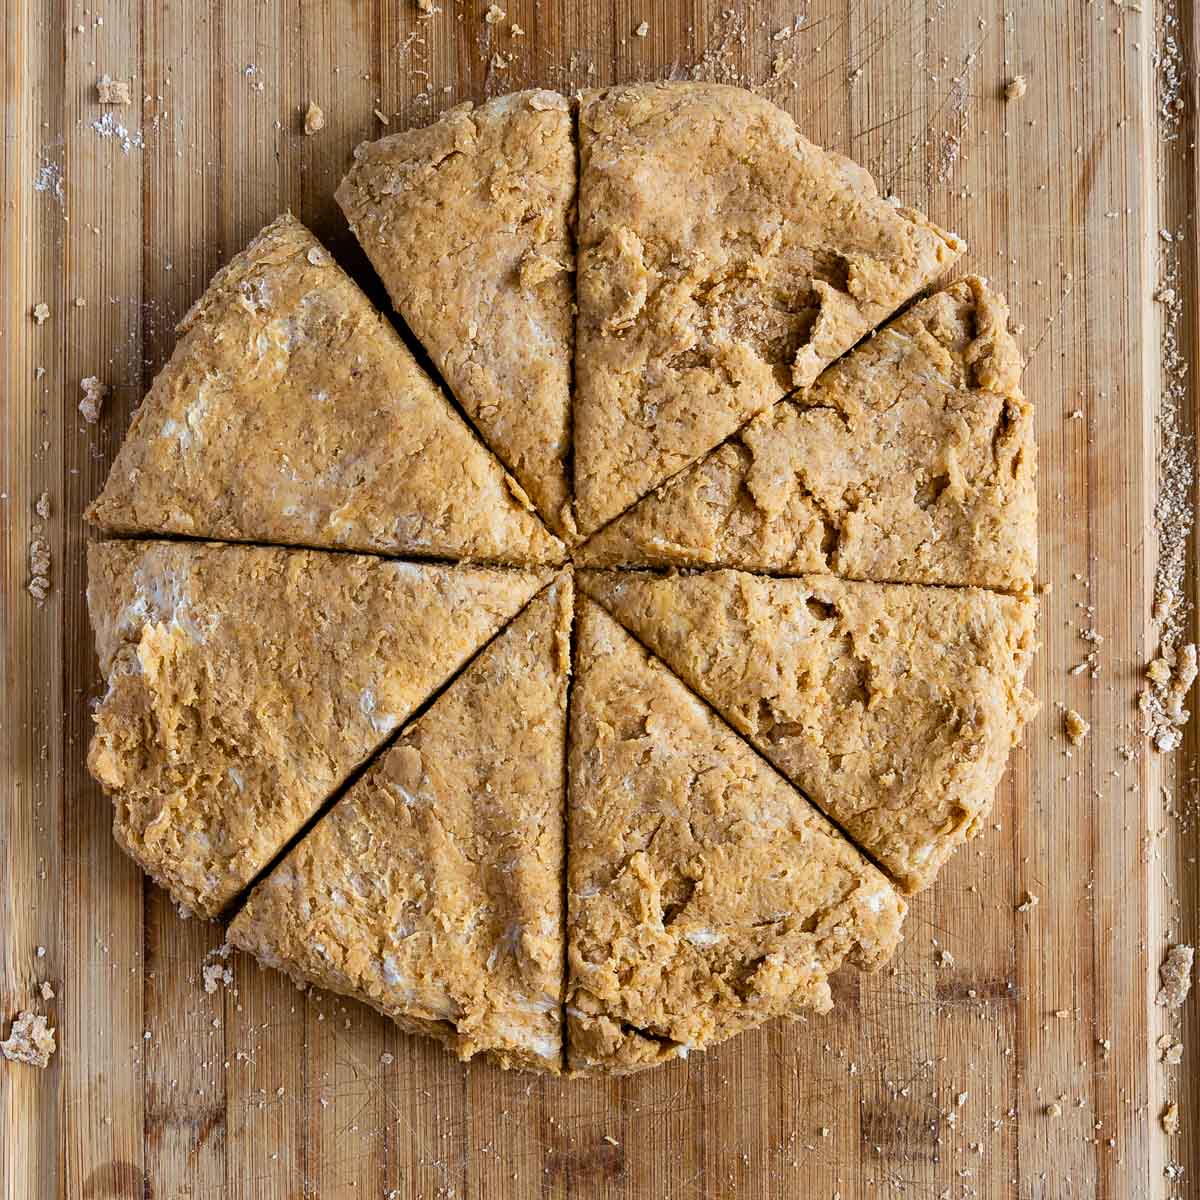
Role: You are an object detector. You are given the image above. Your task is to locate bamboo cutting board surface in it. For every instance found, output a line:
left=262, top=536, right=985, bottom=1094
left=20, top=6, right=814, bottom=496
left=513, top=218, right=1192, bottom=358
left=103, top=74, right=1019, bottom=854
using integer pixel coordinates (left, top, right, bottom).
left=2, top=2, right=1198, bottom=1197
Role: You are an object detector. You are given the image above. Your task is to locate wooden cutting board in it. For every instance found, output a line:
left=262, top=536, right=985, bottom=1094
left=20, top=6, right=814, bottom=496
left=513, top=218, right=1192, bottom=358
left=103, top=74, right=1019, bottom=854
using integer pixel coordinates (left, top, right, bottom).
left=3, top=2, right=1197, bottom=1197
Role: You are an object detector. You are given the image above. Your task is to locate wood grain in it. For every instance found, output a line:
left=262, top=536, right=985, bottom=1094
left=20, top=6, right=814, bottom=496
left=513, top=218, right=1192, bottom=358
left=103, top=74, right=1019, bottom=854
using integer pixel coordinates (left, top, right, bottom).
left=2, top=2, right=1197, bottom=1198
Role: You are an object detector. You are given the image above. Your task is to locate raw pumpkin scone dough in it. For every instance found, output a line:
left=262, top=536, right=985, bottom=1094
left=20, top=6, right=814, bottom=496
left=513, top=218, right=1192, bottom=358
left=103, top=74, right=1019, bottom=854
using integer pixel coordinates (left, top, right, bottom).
left=567, top=598, right=907, bottom=1075
left=87, top=539, right=548, bottom=918
left=573, top=81, right=964, bottom=535
left=82, top=83, right=1037, bottom=1078
left=229, top=576, right=572, bottom=1073
left=86, top=214, right=563, bottom=566
left=582, top=569, right=1038, bottom=895
left=337, top=91, right=576, bottom=536
left=579, top=277, right=1037, bottom=594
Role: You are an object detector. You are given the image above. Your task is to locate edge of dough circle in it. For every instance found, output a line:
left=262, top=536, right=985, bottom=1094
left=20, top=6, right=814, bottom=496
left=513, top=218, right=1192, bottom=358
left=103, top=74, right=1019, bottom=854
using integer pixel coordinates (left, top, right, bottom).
left=85, top=82, right=1039, bottom=1078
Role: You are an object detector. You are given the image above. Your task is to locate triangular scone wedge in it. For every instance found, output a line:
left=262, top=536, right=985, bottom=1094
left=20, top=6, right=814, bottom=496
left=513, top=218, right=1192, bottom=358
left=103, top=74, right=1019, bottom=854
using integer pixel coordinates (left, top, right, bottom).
left=581, top=571, right=1038, bottom=895
left=229, top=576, right=572, bottom=1073
left=336, top=92, right=576, bottom=537
left=85, top=214, right=563, bottom=566
left=568, top=599, right=905, bottom=1076
left=579, top=278, right=1037, bottom=594
left=86, top=540, right=549, bottom=919
left=573, top=82, right=963, bottom=535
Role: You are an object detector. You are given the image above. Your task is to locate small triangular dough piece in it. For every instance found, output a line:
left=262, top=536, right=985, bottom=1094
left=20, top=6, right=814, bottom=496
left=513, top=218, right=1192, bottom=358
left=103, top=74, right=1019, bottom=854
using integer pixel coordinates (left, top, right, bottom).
left=86, top=214, right=563, bottom=566
left=567, top=598, right=906, bottom=1076
left=229, top=576, right=572, bottom=1073
left=579, top=278, right=1037, bottom=594
left=581, top=570, right=1037, bottom=895
left=86, top=540, right=549, bottom=918
left=574, top=82, right=964, bottom=535
left=336, top=92, right=576, bottom=536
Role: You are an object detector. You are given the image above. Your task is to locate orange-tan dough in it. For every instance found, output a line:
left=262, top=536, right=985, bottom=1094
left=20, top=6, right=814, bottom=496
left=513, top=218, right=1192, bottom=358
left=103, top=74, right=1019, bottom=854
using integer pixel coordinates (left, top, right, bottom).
left=86, top=540, right=549, bottom=918
left=579, top=278, right=1036, bottom=594
left=581, top=570, right=1038, bottom=895
left=567, top=598, right=906, bottom=1075
left=573, top=81, right=963, bottom=535
left=229, top=576, right=572, bottom=1072
left=337, top=92, right=576, bottom=536
left=85, top=214, right=563, bottom=566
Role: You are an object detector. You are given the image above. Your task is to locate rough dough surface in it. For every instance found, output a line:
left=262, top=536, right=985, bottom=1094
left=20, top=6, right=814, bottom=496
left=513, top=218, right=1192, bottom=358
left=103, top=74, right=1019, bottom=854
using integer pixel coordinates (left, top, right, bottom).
left=85, top=214, right=563, bottom=566
left=86, top=540, right=548, bottom=918
left=567, top=598, right=906, bottom=1075
left=581, top=570, right=1038, bottom=894
left=82, top=85, right=1040, bottom=1078
left=579, top=278, right=1037, bottom=594
left=337, top=92, right=576, bottom=536
left=573, top=82, right=964, bottom=535
left=230, top=576, right=572, bottom=1073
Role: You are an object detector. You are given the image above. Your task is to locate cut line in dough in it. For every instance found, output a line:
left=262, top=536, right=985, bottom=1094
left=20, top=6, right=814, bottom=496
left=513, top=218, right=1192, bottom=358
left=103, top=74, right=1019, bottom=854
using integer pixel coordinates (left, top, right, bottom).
left=581, top=568, right=1038, bottom=895
left=229, top=575, right=572, bottom=1072
left=567, top=596, right=906, bottom=1075
left=573, top=81, right=964, bottom=535
left=578, top=277, right=1036, bottom=595
left=86, top=539, right=549, bottom=918
left=86, top=214, right=564, bottom=567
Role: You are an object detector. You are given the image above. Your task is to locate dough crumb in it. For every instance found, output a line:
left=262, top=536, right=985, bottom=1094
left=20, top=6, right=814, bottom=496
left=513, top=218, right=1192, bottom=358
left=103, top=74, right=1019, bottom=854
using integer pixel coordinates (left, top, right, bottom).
left=1156, top=944, right=1195, bottom=1009
left=373, top=109, right=390, bottom=125
left=1147, top=657, right=1172, bottom=686
left=303, top=100, right=325, bottom=135
left=1, top=1011, right=56, bottom=1068
left=202, top=962, right=233, bottom=994
left=1064, top=708, right=1090, bottom=744
left=1017, top=891, right=1039, bottom=912
left=39, top=981, right=55, bottom=1001
left=1005, top=75, right=1028, bottom=101
left=1045, top=1101, right=1063, bottom=1118
left=97, top=74, right=132, bottom=105
left=936, top=948, right=955, bottom=967
left=635, top=21, right=650, bottom=37
left=202, top=943, right=234, bottom=994
left=35, top=491, right=50, bottom=520
left=484, top=4, right=506, bottom=23
left=1158, top=1033, right=1184, bottom=1065
left=1162, top=1101, right=1180, bottom=1134
left=1140, top=642, right=1197, bottom=752
left=416, top=0, right=439, bottom=14
left=511, top=23, right=524, bottom=36
left=603, top=1134, right=619, bottom=1145
left=79, top=376, right=108, bottom=423
left=31, top=301, right=50, bottom=324
left=379, top=1052, right=394, bottom=1066
left=28, top=538, right=50, bottom=604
